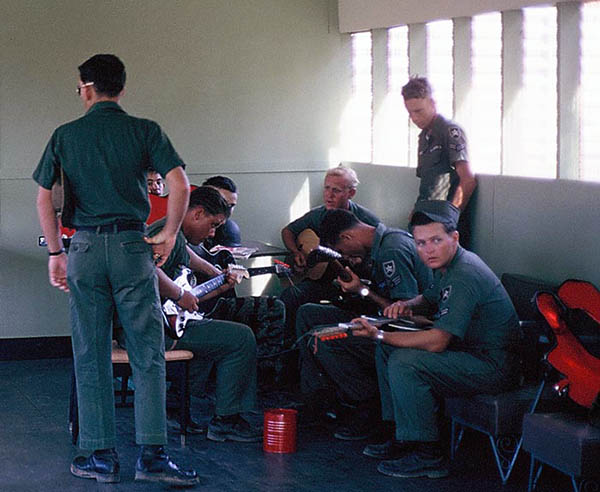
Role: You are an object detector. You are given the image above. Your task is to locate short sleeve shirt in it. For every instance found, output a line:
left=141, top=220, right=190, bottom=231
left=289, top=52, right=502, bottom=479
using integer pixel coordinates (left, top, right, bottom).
left=147, top=218, right=189, bottom=281
left=32, top=101, right=185, bottom=226
left=369, top=224, right=432, bottom=301
left=416, top=114, right=469, bottom=204
left=286, top=201, right=380, bottom=237
left=422, top=247, right=520, bottom=353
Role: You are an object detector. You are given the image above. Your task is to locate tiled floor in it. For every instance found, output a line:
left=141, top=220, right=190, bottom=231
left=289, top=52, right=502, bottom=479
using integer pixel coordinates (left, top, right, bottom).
left=0, top=358, right=571, bottom=491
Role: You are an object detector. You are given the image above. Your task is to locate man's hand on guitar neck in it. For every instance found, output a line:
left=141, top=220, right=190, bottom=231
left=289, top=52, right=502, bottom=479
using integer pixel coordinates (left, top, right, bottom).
left=177, top=270, right=237, bottom=312
left=292, top=251, right=307, bottom=269
left=337, top=266, right=362, bottom=294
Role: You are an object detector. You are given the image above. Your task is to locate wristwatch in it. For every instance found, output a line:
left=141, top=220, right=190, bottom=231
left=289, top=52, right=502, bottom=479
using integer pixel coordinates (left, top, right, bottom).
left=375, top=330, right=385, bottom=341
left=359, top=286, right=370, bottom=298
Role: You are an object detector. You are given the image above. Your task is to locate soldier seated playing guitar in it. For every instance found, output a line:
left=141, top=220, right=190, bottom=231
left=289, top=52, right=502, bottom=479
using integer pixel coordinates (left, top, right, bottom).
left=296, top=209, right=432, bottom=441
left=279, top=165, right=381, bottom=344
left=148, top=186, right=264, bottom=442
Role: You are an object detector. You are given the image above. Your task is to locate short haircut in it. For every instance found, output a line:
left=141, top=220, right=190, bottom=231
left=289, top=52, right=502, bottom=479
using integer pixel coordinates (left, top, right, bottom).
left=325, top=165, right=359, bottom=189
left=78, top=54, right=126, bottom=97
left=319, top=209, right=360, bottom=246
left=188, top=186, right=231, bottom=218
left=202, top=175, right=237, bottom=193
left=409, top=211, right=456, bottom=234
left=147, top=167, right=161, bottom=176
left=401, top=77, right=432, bottom=101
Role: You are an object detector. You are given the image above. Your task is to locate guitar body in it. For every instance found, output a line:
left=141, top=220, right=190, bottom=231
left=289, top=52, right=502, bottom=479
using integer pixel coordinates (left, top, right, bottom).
left=163, top=263, right=291, bottom=339
left=296, top=229, right=329, bottom=280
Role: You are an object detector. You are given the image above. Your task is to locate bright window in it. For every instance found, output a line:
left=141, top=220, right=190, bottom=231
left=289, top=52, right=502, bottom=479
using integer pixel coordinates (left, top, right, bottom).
left=506, top=6, right=557, bottom=179
left=426, top=20, right=454, bottom=119
left=470, top=12, right=502, bottom=175
left=347, top=32, right=373, bottom=163
left=581, top=1, right=600, bottom=182
left=377, top=25, right=409, bottom=166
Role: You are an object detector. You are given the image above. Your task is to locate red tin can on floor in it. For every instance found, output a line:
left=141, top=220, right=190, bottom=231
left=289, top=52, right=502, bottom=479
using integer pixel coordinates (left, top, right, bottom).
left=263, top=408, right=298, bottom=453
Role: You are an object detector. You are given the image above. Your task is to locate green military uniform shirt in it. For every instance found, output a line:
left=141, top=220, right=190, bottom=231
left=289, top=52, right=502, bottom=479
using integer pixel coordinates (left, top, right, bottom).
left=423, top=247, right=520, bottom=354
left=32, top=101, right=184, bottom=226
left=416, top=114, right=469, bottom=204
left=370, top=223, right=432, bottom=300
left=286, top=201, right=380, bottom=237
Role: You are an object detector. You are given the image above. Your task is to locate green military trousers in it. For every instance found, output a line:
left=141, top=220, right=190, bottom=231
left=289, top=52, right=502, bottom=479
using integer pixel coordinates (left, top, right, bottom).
left=376, top=345, right=519, bottom=442
left=68, top=229, right=166, bottom=450
left=174, top=318, right=257, bottom=416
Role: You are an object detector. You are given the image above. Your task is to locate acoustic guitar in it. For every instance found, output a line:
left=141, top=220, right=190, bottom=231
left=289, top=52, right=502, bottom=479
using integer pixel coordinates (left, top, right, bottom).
left=294, top=229, right=329, bottom=280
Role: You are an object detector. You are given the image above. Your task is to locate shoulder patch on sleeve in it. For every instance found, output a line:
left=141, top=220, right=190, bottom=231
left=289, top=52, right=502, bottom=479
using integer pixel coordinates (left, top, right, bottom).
left=383, top=260, right=396, bottom=277
left=449, top=127, right=462, bottom=140
left=440, top=285, right=452, bottom=303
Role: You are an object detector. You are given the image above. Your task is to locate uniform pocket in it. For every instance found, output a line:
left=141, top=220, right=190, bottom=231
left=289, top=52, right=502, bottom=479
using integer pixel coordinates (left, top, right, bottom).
left=70, top=241, right=90, bottom=253
left=120, top=240, right=150, bottom=254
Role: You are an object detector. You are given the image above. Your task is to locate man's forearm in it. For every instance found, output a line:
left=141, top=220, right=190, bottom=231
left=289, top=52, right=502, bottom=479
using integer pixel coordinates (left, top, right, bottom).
left=281, top=227, right=299, bottom=253
left=187, top=246, right=221, bottom=277
left=36, top=187, right=63, bottom=252
left=379, top=328, right=452, bottom=352
left=453, top=161, right=477, bottom=210
left=157, top=268, right=180, bottom=300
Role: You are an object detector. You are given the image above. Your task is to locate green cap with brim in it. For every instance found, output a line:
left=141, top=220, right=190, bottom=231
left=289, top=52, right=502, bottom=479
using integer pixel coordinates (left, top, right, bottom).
left=412, top=200, right=460, bottom=229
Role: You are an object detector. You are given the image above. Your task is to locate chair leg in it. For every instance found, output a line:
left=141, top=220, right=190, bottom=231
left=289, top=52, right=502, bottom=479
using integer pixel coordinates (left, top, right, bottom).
left=531, top=457, right=543, bottom=491
left=488, top=434, right=522, bottom=485
left=450, top=420, right=464, bottom=460
left=120, top=375, right=129, bottom=406
left=175, top=361, right=188, bottom=448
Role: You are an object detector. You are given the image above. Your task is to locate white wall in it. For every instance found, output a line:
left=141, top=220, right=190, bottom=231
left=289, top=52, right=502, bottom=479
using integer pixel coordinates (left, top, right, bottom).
left=338, top=0, right=577, bottom=32
left=350, top=163, right=600, bottom=289
left=0, top=0, right=346, bottom=338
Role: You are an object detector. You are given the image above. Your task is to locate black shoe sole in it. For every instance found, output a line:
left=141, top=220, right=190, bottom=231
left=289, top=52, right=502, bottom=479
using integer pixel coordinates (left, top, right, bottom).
left=207, top=429, right=262, bottom=442
left=377, top=460, right=449, bottom=479
left=334, top=431, right=371, bottom=441
left=70, top=464, right=120, bottom=483
left=363, top=448, right=408, bottom=460
left=134, top=470, right=200, bottom=486
left=377, top=467, right=449, bottom=479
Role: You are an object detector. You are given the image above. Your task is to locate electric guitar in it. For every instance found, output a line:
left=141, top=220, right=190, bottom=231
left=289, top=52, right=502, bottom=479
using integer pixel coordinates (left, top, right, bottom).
left=310, top=315, right=433, bottom=341
left=163, top=262, right=291, bottom=339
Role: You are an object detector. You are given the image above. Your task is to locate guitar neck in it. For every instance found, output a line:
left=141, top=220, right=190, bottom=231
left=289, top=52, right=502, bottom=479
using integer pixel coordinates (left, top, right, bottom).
left=190, top=274, right=226, bottom=298
left=329, top=260, right=352, bottom=282
left=189, top=266, right=279, bottom=299
left=247, top=266, right=276, bottom=277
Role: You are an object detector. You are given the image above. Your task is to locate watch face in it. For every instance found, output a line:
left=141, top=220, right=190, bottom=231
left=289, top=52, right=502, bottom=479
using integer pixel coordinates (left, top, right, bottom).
left=359, top=287, right=369, bottom=297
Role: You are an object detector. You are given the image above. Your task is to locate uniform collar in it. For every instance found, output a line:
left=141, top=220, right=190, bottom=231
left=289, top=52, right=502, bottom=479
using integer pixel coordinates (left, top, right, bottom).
left=370, top=223, right=388, bottom=262
left=438, top=245, right=463, bottom=274
left=85, top=101, right=125, bottom=115
left=421, top=113, right=444, bottom=138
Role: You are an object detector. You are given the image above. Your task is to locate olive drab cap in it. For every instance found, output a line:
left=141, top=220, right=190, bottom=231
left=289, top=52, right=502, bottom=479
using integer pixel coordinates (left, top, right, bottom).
left=413, top=200, right=460, bottom=229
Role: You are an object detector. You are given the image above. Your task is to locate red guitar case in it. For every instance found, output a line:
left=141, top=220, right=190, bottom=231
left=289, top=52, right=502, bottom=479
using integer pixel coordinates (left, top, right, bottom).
left=535, top=280, right=600, bottom=425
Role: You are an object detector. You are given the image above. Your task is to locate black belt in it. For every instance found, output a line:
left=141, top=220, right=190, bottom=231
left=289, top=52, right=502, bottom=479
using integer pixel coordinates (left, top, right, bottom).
left=76, top=222, right=145, bottom=234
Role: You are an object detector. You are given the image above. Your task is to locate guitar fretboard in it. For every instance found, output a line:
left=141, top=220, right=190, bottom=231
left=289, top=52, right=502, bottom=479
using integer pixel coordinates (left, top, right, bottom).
left=190, top=274, right=226, bottom=298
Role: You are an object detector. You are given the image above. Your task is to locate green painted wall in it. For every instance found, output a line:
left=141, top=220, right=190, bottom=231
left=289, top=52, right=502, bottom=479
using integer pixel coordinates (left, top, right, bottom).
left=0, top=0, right=346, bottom=338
